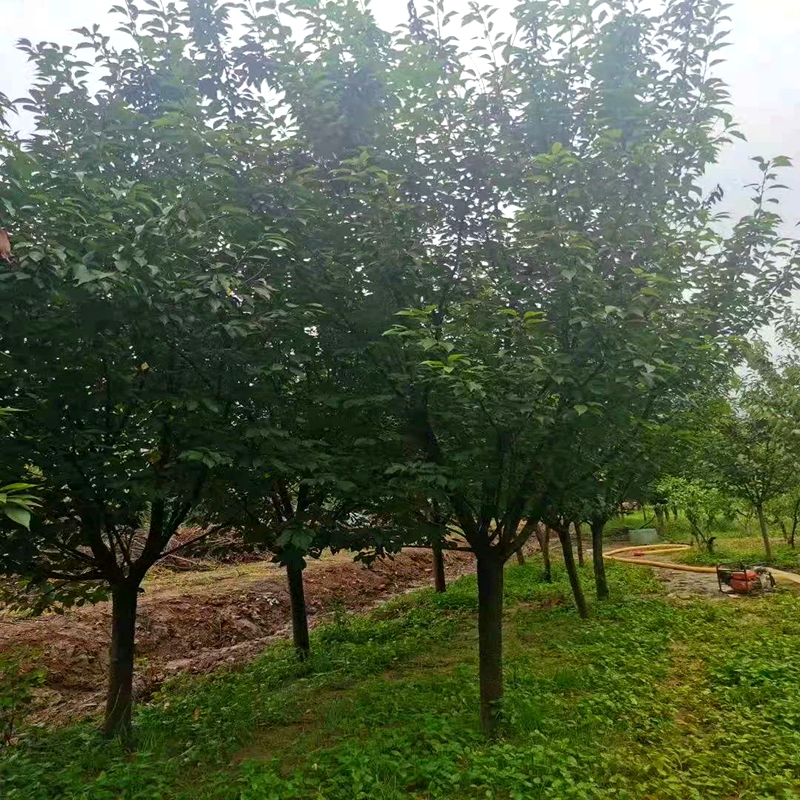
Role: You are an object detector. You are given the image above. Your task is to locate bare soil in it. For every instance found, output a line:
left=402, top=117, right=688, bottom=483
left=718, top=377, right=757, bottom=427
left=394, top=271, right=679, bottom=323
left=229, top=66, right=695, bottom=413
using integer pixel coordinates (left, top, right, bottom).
left=652, top=566, right=726, bottom=599
left=0, top=549, right=474, bottom=727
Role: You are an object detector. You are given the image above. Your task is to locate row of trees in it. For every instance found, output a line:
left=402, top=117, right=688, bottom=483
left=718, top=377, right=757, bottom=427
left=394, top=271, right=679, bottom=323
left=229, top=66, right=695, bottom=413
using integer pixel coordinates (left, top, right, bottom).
left=1, top=0, right=797, bottom=740
left=654, top=336, right=800, bottom=558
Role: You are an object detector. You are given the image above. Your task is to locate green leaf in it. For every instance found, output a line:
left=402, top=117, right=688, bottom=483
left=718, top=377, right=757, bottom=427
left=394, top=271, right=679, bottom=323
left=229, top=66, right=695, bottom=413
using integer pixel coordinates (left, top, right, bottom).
left=4, top=506, right=31, bottom=529
left=0, top=483, right=36, bottom=492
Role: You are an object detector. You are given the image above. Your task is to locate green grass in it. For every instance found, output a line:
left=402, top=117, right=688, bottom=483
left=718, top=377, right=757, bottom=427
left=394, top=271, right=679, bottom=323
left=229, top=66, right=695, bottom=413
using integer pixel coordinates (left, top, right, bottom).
left=674, top=537, right=800, bottom=571
left=5, top=558, right=800, bottom=799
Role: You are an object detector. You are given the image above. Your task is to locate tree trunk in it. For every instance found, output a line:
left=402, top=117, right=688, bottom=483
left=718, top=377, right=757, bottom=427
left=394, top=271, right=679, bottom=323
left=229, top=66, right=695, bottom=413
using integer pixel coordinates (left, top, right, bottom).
left=779, top=518, right=789, bottom=544
left=672, top=505, right=679, bottom=520
left=515, top=547, right=526, bottom=566
left=654, top=506, right=665, bottom=534
left=104, top=582, right=139, bottom=742
left=432, top=542, right=447, bottom=592
left=536, top=525, right=552, bottom=582
left=557, top=527, right=589, bottom=619
left=476, top=550, right=504, bottom=735
left=756, top=504, right=773, bottom=562
left=590, top=520, right=609, bottom=601
left=574, top=522, right=584, bottom=567
left=286, top=563, right=310, bottom=659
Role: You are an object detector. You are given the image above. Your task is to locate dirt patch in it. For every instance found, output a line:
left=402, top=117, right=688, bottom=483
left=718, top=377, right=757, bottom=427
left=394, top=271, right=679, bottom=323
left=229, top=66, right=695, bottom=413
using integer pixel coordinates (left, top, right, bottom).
left=603, top=548, right=751, bottom=601
left=0, top=549, right=474, bottom=727
left=653, top=567, right=726, bottom=600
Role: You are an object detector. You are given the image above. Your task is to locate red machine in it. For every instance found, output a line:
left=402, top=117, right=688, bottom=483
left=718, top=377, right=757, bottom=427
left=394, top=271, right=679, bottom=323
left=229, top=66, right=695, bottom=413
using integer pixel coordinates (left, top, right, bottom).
left=716, top=564, right=775, bottom=595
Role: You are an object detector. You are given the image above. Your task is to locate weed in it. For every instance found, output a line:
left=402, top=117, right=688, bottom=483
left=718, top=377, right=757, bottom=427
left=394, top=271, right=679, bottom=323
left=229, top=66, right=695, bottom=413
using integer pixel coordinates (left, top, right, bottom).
left=0, top=650, right=45, bottom=746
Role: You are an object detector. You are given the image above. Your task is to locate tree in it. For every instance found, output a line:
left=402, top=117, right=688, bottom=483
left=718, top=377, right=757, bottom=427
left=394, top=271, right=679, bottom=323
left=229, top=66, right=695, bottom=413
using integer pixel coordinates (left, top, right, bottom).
left=656, top=477, right=731, bottom=552
left=0, top=9, right=311, bottom=740
left=706, top=386, right=798, bottom=561
left=230, top=0, right=797, bottom=734
left=3, top=0, right=797, bottom=744
left=767, top=489, right=800, bottom=548
left=203, top=385, right=393, bottom=661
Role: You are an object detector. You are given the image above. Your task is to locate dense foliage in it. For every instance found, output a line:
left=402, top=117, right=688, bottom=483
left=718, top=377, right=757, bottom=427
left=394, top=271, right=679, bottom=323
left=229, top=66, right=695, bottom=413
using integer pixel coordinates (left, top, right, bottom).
left=1, top=0, right=799, bottom=745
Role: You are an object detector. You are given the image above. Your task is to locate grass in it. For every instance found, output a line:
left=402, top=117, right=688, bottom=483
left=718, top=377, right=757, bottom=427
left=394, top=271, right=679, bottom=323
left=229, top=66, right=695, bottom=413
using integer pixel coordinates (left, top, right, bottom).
left=5, top=554, right=800, bottom=798
left=675, top=537, right=800, bottom=571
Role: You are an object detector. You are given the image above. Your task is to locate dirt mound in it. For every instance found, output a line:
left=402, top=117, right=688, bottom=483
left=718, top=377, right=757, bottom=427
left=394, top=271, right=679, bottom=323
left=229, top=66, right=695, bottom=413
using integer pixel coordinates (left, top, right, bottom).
left=0, top=549, right=474, bottom=727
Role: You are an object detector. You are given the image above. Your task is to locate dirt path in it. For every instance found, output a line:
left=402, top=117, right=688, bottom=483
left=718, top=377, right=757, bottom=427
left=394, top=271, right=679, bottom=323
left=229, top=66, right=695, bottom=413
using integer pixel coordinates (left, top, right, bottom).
left=0, top=549, right=474, bottom=727
left=650, top=564, right=724, bottom=599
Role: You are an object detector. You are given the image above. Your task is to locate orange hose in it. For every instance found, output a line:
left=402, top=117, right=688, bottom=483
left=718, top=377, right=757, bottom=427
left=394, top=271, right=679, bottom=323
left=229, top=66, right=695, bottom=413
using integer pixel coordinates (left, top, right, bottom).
left=604, top=543, right=800, bottom=586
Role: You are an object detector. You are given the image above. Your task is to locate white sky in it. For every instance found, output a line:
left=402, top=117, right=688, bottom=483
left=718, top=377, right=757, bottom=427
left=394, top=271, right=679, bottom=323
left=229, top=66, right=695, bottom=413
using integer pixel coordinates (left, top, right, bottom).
left=2, top=0, right=800, bottom=226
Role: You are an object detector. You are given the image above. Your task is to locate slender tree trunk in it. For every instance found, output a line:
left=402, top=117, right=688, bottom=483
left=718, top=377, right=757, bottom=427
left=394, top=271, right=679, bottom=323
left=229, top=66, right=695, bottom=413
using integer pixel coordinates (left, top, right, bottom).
left=672, top=505, right=679, bottom=520
left=557, top=527, right=589, bottom=619
left=286, top=563, right=310, bottom=659
left=432, top=542, right=447, bottom=592
left=756, top=504, right=773, bottom=562
left=476, top=550, right=504, bottom=735
left=536, top=525, right=552, bottom=582
left=104, top=582, right=139, bottom=742
left=779, top=518, right=789, bottom=544
left=590, top=520, right=609, bottom=601
left=574, top=522, right=584, bottom=567
left=654, top=506, right=665, bottom=534
left=515, top=547, right=526, bottom=566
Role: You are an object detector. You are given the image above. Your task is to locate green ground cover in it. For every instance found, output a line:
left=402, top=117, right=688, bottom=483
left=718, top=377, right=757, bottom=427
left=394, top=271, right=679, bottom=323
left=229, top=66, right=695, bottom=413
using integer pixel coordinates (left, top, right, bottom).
left=4, top=556, right=800, bottom=799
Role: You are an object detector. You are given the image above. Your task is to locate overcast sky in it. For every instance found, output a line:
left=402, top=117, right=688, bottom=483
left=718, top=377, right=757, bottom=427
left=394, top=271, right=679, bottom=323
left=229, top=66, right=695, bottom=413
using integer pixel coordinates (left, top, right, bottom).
left=2, top=0, right=800, bottom=226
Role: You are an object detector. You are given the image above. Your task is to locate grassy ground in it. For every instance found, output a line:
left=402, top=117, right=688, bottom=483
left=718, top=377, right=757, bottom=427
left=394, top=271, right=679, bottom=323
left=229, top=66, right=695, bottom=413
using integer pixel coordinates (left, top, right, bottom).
left=676, top=537, right=800, bottom=571
left=4, top=556, right=800, bottom=799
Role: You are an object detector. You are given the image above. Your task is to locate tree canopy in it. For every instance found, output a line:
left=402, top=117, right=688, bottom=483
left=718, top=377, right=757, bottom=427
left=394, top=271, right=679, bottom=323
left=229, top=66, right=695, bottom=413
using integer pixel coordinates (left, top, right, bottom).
left=1, top=0, right=799, bottom=740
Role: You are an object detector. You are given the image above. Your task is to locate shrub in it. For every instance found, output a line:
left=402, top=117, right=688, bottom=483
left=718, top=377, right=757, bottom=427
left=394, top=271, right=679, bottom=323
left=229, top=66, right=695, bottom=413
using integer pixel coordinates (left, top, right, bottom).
left=0, top=650, right=46, bottom=746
